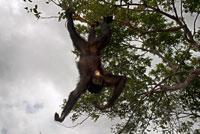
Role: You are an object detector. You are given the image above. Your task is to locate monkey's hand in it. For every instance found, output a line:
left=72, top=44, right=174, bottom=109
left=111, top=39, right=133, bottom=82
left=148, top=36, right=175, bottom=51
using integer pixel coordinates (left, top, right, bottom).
left=54, top=112, right=63, bottom=122
left=91, top=21, right=100, bottom=27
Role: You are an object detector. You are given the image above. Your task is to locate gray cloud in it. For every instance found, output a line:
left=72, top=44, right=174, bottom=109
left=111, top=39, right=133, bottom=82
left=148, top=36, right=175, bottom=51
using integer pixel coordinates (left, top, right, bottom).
left=1, top=128, right=8, bottom=134
left=0, top=0, right=113, bottom=134
left=25, top=102, right=44, bottom=114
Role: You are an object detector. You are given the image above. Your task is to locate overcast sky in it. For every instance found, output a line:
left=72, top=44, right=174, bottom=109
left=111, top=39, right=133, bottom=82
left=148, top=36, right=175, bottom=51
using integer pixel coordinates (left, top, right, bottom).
left=1, top=1, right=199, bottom=134
left=0, top=1, right=113, bottom=134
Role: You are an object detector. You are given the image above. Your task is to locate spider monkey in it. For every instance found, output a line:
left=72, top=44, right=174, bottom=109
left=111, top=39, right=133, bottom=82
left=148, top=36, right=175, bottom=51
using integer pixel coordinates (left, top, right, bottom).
left=54, top=9, right=127, bottom=122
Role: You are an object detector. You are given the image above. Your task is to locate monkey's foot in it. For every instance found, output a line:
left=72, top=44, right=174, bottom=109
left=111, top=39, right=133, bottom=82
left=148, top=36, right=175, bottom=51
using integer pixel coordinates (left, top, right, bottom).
left=65, top=8, right=75, bottom=18
left=93, top=101, right=110, bottom=110
left=103, top=16, right=113, bottom=24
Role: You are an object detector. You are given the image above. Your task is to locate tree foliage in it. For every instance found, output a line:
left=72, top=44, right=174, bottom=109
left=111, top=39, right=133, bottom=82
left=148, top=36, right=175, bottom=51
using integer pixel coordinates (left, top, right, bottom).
left=23, top=0, right=200, bottom=133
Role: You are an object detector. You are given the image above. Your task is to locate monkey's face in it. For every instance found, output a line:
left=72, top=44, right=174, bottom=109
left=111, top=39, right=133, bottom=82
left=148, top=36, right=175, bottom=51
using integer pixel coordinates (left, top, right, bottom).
left=92, top=70, right=103, bottom=85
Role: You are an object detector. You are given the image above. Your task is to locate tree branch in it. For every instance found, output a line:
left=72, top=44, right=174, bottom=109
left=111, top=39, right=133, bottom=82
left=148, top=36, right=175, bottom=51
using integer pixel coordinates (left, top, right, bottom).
left=151, top=49, right=181, bottom=83
left=172, top=0, right=179, bottom=20
left=175, top=45, right=191, bottom=72
left=49, top=0, right=60, bottom=7
left=114, top=19, right=184, bottom=35
left=142, top=0, right=179, bottom=22
left=73, top=14, right=94, bottom=26
left=159, top=73, right=198, bottom=91
left=142, top=0, right=200, bottom=51
left=40, top=16, right=59, bottom=19
left=100, top=0, right=142, bottom=7
left=150, top=69, right=200, bottom=94
left=126, top=45, right=181, bottom=83
left=140, top=69, right=200, bottom=95
left=118, top=95, right=148, bottom=134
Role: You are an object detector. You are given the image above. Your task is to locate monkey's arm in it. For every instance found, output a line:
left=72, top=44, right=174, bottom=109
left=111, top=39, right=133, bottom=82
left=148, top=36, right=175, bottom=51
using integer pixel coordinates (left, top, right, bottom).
left=65, top=9, right=87, bottom=53
left=55, top=77, right=90, bottom=122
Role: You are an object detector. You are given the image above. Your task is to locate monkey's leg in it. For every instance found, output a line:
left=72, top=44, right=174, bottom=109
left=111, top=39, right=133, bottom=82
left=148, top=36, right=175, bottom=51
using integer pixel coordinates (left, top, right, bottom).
left=88, top=26, right=96, bottom=43
left=88, top=21, right=99, bottom=43
left=55, top=77, right=90, bottom=122
left=95, top=75, right=127, bottom=110
left=97, top=17, right=113, bottom=52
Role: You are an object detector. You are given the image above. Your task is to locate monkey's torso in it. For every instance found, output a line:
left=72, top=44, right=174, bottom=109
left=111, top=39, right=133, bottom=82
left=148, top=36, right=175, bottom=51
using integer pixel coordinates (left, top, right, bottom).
left=77, top=50, right=104, bottom=93
left=77, top=53, right=103, bottom=77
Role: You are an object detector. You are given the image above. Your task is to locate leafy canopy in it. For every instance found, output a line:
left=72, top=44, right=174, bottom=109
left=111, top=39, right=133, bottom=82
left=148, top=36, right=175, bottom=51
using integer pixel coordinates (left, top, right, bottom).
left=23, top=0, right=200, bottom=133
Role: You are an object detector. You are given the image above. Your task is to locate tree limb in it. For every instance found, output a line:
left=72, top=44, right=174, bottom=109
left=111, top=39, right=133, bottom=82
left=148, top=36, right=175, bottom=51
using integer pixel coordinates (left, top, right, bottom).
left=150, top=69, right=200, bottom=94
left=140, top=69, right=200, bottom=95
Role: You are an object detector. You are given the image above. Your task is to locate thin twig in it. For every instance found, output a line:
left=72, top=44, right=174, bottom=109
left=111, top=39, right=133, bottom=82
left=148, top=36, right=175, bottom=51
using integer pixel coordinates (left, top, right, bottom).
left=193, top=13, right=199, bottom=36
left=126, top=2, right=130, bottom=21
left=180, top=0, right=184, bottom=23
left=126, top=45, right=178, bottom=72
left=172, top=0, right=179, bottom=19
left=118, top=95, right=148, bottom=134
left=126, top=45, right=180, bottom=84
left=143, top=0, right=182, bottom=26
left=56, top=116, right=89, bottom=128
left=40, top=16, right=59, bottom=19
left=99, top=0, right=142, bottom=8
left=142, top=0, right=200, bottom=51
left=175, top=45, right=191, bottom=72
left=114, top=19, right=184, bottom=35
left=49, top=0, right=60, bottom=7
